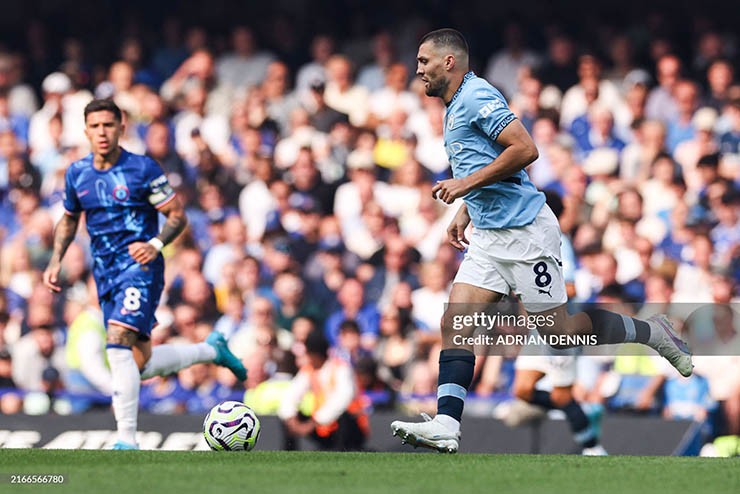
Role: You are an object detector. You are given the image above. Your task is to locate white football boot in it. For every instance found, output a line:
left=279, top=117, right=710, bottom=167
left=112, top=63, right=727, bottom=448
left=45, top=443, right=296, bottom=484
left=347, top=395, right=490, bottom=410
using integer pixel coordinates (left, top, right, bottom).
left=582, top=444, right=608, bottom=456
left=391, top=413, right=460, bottom=453
left=646, top=315, right=693, bottom=377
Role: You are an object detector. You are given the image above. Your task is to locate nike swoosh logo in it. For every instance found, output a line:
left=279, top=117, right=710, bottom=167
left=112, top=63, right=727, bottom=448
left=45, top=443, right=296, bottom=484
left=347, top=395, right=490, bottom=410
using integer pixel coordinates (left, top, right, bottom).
left=78, top=190, right=90, bottom=197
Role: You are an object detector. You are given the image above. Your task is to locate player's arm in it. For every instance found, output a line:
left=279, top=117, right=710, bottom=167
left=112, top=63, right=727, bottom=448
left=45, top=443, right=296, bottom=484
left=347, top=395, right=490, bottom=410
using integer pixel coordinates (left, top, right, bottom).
left=460, top=119, right=539, bottom=190
left=43, top=213, right=81, bottom=292
left=432, top=119, right=538, bottom=204
left=128, top=195, right=188, bottom=264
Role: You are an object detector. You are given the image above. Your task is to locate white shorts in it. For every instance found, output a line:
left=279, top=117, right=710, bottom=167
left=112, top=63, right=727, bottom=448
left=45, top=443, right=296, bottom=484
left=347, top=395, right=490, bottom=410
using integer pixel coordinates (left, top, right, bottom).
left=515, top=354, right=577, bottom=387
left=454, top=204, right=567, bottom=312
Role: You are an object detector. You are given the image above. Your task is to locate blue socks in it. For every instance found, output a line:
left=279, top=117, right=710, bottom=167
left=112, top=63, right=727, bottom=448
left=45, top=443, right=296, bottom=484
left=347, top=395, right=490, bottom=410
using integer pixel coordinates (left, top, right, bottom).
left=436, top=349, right=475, bottom=422
left=584, top=309, right=651, bottom=345
left=529, top=390, right=597, bottom=448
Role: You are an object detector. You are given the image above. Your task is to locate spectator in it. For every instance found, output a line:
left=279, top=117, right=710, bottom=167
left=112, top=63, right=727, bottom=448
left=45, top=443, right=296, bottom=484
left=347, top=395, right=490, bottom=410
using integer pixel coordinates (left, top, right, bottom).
left=323, top=55, right=369, bottom=127
left=0, top=89, right=29, bottom=149
left=675, top=108, right=719, bottom=191
left=145, top=119, right=191, bottom=197
left=272, top=272, right=324, bottom=331
left=719, top=96, right=740, bottom=155
left=64, top=278, right=112, bottom=412
left=216, top=26, right=275, bottom=91
left=367, top=63, right=419, bottom=127
left=411, top=261, right=450, bottom=333
left=364, top=236, right=419, bottom=308
left=356, top=32, right=396, bottom=92
left=560, top=54, right=622, bottom=128
left=324, top=278, right=379, bottom=348
left=334, top=319, right=372, bottom=367
left=484, top=23, right=539, bottom=99
left=0, top=54, right=37, bottom=118
left=202, top=214, right=248, bottom=284
left=262, top=61, right=299, bottom=135
left=11, top=313, right=66, bottom=393
left=278, top=330, right=368, bottom=451
left=295, top=34, right=335, bottom=92
left=703, top=59, right=734, bottom=112
left=666, top=80, right=700, bottom=152
left=646, top=54, right=682, bottom=123
left=538, top=34, right=578, bottom=93
left=672, top=234, right=715, bottom=303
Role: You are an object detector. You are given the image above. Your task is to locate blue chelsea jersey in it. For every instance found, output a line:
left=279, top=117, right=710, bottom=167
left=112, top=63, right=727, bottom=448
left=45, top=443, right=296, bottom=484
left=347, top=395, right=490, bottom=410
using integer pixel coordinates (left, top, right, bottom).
left=444, top=72, right=545, bottom=229
left=63, top=149, right=175, bottom=295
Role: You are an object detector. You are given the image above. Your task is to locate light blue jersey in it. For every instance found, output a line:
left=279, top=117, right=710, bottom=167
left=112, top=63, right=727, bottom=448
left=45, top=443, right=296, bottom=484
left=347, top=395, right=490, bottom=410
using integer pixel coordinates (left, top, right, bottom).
left=444, top=72, right=545, bottom=229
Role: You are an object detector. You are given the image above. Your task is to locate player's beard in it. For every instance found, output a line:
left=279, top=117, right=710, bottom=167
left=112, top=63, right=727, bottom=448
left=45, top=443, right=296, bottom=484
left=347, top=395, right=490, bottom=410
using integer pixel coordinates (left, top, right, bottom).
left=425, top=77, right=448, bottom=98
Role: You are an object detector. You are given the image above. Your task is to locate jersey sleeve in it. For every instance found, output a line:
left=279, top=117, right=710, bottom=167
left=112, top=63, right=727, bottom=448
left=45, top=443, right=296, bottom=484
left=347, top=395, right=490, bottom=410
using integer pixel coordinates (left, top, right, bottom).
left=62, top=166, right=82, bottom=215
left=142, top=157, right=176, bottom=209
left=467, top=85, right=517, bottom=142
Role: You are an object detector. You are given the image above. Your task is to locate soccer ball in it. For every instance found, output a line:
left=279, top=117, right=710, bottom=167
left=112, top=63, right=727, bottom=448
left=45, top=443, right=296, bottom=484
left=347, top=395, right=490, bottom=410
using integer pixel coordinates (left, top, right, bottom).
left=203, top=401, right=261, bottom=451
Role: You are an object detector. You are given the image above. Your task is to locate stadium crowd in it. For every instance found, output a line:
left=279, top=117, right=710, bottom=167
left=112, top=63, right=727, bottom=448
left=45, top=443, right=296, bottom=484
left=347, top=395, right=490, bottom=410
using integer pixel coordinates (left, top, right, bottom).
left=0, top=2, right=738, bottom=449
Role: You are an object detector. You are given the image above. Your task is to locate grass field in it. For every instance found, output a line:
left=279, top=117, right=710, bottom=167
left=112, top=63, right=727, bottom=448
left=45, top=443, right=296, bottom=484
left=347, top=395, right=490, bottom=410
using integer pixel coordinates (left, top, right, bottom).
left=1, top=450, right=738, bottom=494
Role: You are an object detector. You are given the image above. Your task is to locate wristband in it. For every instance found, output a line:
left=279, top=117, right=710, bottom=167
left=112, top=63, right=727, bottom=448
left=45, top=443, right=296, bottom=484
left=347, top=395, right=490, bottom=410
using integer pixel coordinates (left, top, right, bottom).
left=148, top=237, right=164, bottom=252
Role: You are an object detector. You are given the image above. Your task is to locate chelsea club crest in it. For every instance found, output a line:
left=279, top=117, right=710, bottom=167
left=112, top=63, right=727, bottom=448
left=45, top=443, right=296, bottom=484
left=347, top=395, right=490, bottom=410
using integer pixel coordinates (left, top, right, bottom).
left=112, top=184, right=130, bottom=202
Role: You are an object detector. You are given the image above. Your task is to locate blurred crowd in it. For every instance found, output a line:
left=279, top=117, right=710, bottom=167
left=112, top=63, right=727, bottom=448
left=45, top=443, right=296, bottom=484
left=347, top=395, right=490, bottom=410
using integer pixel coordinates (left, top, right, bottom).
left=0, top=7, right=738, bottom=448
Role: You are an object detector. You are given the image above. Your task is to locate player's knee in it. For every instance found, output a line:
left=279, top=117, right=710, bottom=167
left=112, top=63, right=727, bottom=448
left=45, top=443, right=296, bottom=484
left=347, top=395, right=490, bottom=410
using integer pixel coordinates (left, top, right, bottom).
left=107, top=323, right=137, bottom=347
left=550, top=387, right=573, bottom=408
left=132, top=345, right=151, bottom=370
left=513, top=381, right=535, bottom=402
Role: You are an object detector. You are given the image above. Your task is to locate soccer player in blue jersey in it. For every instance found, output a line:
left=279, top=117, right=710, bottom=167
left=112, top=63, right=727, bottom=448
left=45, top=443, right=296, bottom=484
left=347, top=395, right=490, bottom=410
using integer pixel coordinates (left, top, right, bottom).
left=391, top=29, right=692, bottom=453
left=43, top=99, right=246, bottom=450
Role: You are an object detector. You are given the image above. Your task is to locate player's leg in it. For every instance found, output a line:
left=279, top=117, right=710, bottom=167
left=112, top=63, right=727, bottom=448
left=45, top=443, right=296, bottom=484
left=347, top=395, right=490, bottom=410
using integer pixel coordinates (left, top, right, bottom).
left=512, top=367, right=546, bottom=404
left=103, top=273, right=161, bottom=449
left=136, top=333, right=245, bottom=380
left=530, top=305, right=692, bottom=377
left=514, top=206, right=692, bottom=376
left=550, top=385, right=606, bottom=455
left=513, top=359, right=606, bottom=454
left=392, top=280, right=504, bottom=452
left=106, top=322, right=141, bottom=450
left=131, top=269, right=246, bottom=381
left=439, top=283, right=502, bottom=417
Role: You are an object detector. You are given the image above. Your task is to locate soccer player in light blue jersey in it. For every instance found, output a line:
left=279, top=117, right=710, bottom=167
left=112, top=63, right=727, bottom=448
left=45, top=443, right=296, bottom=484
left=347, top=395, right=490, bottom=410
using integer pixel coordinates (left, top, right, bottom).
left=391, top=29, right=692, bottom=453
left=43, top=99, right=246, bottom=450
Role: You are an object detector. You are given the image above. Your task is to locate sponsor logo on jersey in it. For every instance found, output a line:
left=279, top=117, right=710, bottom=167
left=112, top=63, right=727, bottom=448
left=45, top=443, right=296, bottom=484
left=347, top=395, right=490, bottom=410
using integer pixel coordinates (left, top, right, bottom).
left=446, top=113, right=455, bottom=130
left=478, top=99, right=505, bottom=118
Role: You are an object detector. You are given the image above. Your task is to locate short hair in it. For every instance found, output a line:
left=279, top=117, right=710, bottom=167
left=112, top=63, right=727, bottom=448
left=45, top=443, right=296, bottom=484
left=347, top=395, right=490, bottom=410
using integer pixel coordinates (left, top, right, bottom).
left=339, top=319, right=361, bottom=335
left=419, top=28, right=469, bottom=56
left=83, top=98, right=122, bottom=122
left=304, top=329, right=329, bottom=358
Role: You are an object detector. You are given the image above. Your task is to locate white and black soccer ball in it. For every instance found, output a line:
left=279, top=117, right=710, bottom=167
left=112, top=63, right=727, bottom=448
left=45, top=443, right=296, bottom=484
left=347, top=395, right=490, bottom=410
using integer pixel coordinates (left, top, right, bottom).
left=203, top=401, right=261, bottom=451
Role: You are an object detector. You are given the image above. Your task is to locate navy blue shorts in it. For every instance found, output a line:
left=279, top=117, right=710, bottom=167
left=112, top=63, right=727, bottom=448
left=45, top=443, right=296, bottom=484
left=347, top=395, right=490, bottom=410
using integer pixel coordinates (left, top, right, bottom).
left=100, top=264, right=164, bottom=340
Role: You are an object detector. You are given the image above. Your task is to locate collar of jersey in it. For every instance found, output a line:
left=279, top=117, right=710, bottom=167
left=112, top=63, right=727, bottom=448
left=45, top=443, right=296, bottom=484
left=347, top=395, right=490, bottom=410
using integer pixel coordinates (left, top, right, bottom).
left=447, top=71, right=475, bottom=107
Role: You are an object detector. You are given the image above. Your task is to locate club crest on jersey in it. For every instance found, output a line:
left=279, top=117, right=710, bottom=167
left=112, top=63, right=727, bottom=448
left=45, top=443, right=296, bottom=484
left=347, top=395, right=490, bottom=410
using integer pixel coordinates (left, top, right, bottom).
left=112, top=184, right=130, bottom=202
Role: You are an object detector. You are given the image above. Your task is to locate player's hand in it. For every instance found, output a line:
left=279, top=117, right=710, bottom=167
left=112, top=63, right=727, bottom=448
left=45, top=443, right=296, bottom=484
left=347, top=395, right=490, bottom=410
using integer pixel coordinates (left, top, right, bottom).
left=43, top=262, right=62, bottom=292
left=128, top=242, right=159, bottom=265
left=432, top=178, right=471, bottom=204
left=447, top=206, right=471, bottom=251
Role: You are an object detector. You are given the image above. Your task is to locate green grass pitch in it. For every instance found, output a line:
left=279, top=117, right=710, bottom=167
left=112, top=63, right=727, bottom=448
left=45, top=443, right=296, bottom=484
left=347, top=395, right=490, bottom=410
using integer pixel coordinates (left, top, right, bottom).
left=1, top=449, right=738, bottom=494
